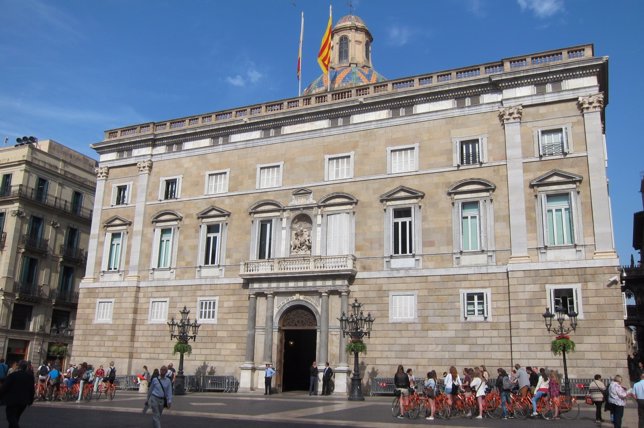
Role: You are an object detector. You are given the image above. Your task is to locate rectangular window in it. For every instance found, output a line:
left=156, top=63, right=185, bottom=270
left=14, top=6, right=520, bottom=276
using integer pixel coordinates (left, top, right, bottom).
left=392, top=207, right=413, bottom=255
left=258, top=164, right=282, bottom=189
left=389, top=293, right=416, bottom=322
left=157, top=228, right=173, bottom=268
left=95, top=300, right=114, bottom=323
left=71, top=191, right=83, bottom=215
left=0, top=173, right=12, bottom=196
left=149, top=299, right=168, bottom=323
left=66, top=227, right=79, bottom=251
left=539, top=128, right=568, bottom=156
left=163, top=178, right=178, bottom=200
left=114, top=184, right=129, bottom=205
left=35, top=177, right=48, bottom=202
left=29, top=216, right=44, bottom=240
left=20, top=256, right=38, bottom=286
left=203, top=224, right=221, bottom=265
left=59, top=266, right=75, bottom=294
left=10, top=304, right=32, bottom=330
left=206, top=171, right=229, bottom=194
left=326, top=213, right=351, bottom=255
left=198, top=298, right=218, bottom=323
left=459, top=139, right=480, bottom=165
left=461, top=201, right=480, bottom=251
left=460, top=289, right=490, bottom=321
left=327, top=154, right=352, bottom=180
left=0, top=212, right=5, bottom=234
left=107, top=232, right=122, bottom=271
left=390, top=147, right=416, bottom=173
left=258, top=220, right=273, bottom=259
left=545, top=194, right=574, bottom=246
left=547, top=284, right=582, bottom=318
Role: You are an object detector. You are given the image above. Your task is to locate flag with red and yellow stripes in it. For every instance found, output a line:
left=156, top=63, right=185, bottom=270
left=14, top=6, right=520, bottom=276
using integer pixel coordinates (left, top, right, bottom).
left=317, top=6, right=332, bottom=74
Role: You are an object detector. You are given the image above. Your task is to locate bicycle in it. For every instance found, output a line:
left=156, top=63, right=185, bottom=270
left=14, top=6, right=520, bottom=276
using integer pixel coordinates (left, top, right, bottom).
left=96, top=380, right=117, bottom=400
left=539, top=394, right=580, bottom=420
left=34, top=381, right=47, bottom=401
left=391, top=389, right=421, bottom=419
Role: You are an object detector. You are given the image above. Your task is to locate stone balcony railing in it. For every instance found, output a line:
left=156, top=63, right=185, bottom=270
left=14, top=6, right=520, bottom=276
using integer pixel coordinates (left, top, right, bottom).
left=103, top=44, right=594, bottom=141
left=240, top=255, right=357, bottom=279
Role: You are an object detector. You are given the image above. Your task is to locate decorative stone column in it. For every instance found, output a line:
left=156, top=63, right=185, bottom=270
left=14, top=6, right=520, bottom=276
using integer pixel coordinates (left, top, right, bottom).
left=263, top=293, right=275, bottom=364
left=84, top=166, right=109, bottom=280
left=127, top=159, right=153, bottom=279
left=334, top=291, right=350, bottom=395
left=239, top=293, right=257, bottom=391
left=319, top=291, right=329, bottom=365
left=578, top=94, right=617, bottom=259
left=499, top=106, right=531, bottom=263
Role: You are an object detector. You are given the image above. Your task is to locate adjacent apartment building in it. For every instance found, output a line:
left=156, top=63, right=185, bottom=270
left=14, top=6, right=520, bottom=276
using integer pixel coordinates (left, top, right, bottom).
left=72, top=14, right=625, bottom=394
left=0, top=139, right=96, bottom=366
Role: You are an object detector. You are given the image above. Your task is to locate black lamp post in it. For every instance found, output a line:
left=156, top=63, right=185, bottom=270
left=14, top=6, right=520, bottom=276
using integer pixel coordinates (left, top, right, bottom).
left=339, top=298, right=374, bottom=401
left=542, top=306, right=578, bottom=395
left=167, top=306, right=200, bottom=395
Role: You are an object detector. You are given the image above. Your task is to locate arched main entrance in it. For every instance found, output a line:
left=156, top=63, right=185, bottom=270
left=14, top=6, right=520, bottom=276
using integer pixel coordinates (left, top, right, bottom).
left=279, top=305, right=317, bottom=391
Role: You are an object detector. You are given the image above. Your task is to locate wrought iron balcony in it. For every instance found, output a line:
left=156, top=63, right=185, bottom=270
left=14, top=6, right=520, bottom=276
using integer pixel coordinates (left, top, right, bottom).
left=240, top=254, right=357, bottom=279
left=14, top=282, right=49, bottom=301
left=0, top=185, right=92, bottom=219
left=50, top=288, right=79, bottom=305
left=19, top=234, right=48, bottom=254
left=59, top=245, right=87, bottom=265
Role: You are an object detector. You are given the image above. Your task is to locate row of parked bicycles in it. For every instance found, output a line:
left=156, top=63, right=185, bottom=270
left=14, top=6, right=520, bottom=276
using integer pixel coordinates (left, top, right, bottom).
left=34, top=380, right=117, bottom=402
left=392, top=386, right=581, bottom=420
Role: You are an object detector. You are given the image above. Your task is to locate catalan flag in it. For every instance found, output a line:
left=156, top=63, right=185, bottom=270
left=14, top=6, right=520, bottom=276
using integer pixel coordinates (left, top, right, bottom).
left=317, top=6, right=332, bottom=75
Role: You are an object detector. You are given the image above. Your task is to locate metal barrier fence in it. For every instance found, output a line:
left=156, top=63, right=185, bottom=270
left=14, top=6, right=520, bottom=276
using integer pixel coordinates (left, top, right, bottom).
left=116, top=375, right=239, bottom=393
left=369, top=376, right=609, bottom=397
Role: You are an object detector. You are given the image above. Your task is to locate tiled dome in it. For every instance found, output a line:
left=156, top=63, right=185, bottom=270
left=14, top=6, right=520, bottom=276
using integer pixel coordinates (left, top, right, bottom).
left=303, top=65, right=387, bottom=95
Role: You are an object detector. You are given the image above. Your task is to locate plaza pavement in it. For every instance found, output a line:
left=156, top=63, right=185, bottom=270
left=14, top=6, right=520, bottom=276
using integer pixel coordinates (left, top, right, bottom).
left=20, top=390, right=641, bottom=428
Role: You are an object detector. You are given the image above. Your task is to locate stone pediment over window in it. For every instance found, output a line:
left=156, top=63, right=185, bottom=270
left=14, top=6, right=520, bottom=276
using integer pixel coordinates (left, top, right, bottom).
left=529, top=169, right=583, bottom=189
left=319, top=192, right=358, bottom=208
left=379, top=186, right=425, bottom=204
left=103, top=215, right=132, bottom=228
left=248, top=200, right=283, bottom=214
left=289, top=188, right=315, bottom=206
left=151, top=210, right=183, bottom=224
left=447, top=178, right=496, bottom=198
left=196, top=206, right=231, bottom=220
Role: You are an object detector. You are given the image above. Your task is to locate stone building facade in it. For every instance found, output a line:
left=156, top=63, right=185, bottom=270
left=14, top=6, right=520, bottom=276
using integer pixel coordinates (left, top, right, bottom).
left=72, top=15, right=624, bottom=393
left=0, top=140, right=96, bottom=366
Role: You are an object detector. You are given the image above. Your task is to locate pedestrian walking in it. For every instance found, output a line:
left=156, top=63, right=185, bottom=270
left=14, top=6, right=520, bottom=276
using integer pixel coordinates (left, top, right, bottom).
left=608, top=374, right=628, bottom=428
left=0, top=360, right=34, bottom=428
left=631, top=372, right=644, bottom=427
left=146, top=366, right=172, bottom=428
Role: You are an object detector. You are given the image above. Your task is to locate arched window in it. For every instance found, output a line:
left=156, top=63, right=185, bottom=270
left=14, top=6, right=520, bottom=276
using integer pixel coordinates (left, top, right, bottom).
left=365, top=40, right=370, bottom=62
left=339, top=36, right=349, bottom=64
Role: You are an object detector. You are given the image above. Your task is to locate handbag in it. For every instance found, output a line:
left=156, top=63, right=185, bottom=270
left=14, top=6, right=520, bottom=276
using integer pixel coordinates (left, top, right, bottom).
left=157, top=378, right=169, bottom=408
left=585, top=394, right=593, bottom=405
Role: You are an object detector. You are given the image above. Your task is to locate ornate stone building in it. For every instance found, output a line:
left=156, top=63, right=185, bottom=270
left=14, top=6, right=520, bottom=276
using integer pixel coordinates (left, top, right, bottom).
left=73, top=14, right=624, bottom=393
left=0, top=140, right=96, bottom=365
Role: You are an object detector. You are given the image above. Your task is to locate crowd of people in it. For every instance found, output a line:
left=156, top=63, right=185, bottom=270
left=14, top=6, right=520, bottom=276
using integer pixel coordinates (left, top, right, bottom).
left=393, top=363, right=635, bottom=428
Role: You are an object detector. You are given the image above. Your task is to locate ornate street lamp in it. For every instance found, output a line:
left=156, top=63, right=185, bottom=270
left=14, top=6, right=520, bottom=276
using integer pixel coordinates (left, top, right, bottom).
left=339, top=298, right=374, bottom=401
left=167, top=306, right=201, bottom=395
left=543, top=306, right=578, bottom=395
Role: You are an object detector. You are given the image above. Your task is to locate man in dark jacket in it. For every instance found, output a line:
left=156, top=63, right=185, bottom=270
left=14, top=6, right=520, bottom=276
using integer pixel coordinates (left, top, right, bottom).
left=0, top=360, right=35, bottom=428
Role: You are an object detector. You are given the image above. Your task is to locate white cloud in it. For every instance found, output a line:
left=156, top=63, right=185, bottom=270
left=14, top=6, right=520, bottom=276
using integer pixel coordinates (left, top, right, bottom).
left=21, top=0, right=85, bottom=41
left=386, top=24, right=413, bottom=47
left=225, top=65, right=264, bottom=88
left=517, top=0, right=564, bottom=18
left=466, top=0, right=487, bottom=17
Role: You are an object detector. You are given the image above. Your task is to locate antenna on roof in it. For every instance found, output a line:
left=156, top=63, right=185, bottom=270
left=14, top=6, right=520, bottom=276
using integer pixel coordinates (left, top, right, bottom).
left=3, top=137, right=7, bottom=145
left=347, top=0, right=354, bottom=15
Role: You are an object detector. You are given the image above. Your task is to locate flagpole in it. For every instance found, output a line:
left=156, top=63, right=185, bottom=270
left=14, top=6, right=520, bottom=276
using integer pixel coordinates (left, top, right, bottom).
left=327, top=4, right=332, bottom=93
left=298, top=11, right=304, bottom=96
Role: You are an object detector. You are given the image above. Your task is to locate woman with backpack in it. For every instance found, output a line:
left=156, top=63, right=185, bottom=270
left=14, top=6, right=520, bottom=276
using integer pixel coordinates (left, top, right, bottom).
left=423, top=370, right=437, bottom=420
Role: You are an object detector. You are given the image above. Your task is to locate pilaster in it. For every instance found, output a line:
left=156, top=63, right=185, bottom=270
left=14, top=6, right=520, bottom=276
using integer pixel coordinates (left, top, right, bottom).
left=127, top=160, right=153, bottom=280
left=578, top=94, right=617, bottom=259
left=499, top=106, right=531, bottom=263
left=84, top=166, right=108, bottom=280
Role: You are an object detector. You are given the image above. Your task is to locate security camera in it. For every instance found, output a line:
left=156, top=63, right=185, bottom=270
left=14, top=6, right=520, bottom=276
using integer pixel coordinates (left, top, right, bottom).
left=607, top=276, right=619, bottom=287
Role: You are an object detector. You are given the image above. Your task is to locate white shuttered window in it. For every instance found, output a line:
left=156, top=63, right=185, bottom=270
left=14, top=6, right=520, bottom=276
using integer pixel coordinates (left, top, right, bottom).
left=326, top=213, right=350, bottom=255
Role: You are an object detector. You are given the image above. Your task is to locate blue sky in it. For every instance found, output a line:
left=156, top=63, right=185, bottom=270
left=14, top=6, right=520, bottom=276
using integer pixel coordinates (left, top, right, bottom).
left=0, top=0, right=642, bottom=264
